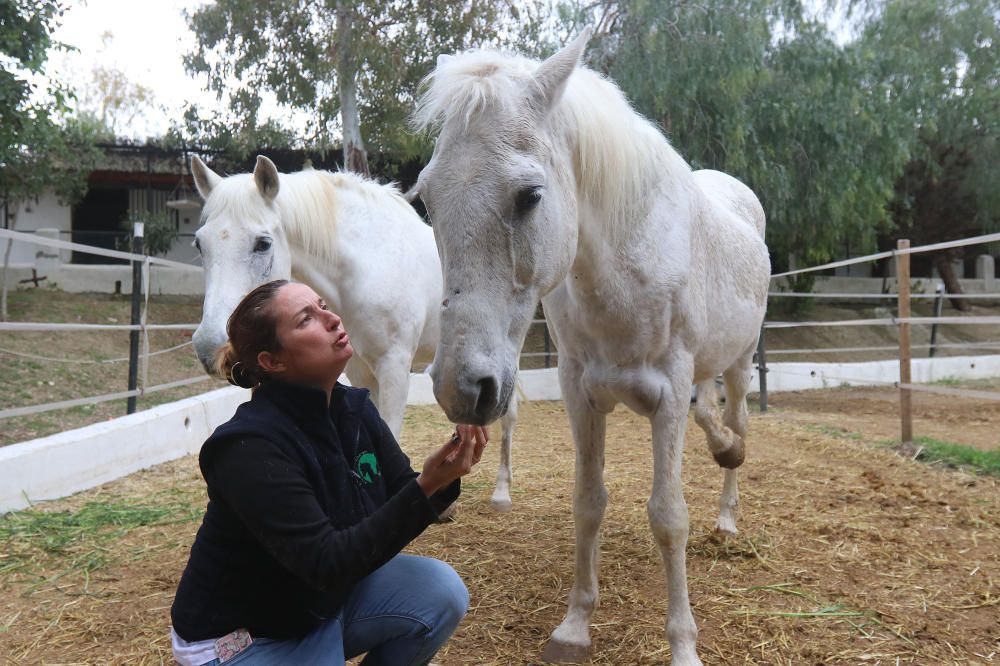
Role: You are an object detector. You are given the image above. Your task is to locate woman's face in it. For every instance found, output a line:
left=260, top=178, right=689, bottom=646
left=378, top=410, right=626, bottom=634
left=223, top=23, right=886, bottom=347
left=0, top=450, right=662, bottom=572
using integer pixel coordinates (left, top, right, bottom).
left=260, top=282, right=354, bottom=389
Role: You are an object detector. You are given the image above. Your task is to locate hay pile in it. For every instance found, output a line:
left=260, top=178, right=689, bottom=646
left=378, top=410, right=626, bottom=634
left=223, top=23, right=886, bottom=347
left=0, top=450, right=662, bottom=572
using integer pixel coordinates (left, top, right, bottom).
left=2, top=398, right=998, bottom=664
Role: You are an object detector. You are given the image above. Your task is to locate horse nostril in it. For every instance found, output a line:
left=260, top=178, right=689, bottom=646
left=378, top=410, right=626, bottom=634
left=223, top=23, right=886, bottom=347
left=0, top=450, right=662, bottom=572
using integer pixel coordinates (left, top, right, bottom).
left=474, top=375, right=498, bottom=419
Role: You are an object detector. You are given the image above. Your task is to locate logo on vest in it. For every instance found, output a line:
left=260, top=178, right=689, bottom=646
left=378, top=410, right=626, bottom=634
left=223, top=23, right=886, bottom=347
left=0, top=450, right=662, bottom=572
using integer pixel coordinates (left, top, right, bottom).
left=354, top=451, right=381, bottom=485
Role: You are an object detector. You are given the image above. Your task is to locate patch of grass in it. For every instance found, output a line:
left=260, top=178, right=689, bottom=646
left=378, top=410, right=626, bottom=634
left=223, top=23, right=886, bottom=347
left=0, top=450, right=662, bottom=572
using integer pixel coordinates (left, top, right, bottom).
left=802, top=423, right=863, bottom=441
left=0, top=493, right=201, bottom=575
left=730, top=582, right=915, bottom=646
left=902, top=436, right=1000, bottom=476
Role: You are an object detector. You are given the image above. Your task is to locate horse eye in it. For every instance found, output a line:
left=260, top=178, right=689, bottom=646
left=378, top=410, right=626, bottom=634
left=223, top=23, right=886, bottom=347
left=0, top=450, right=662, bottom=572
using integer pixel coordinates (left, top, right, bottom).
left=514, top=187, right=542, bottom=215
left=253, top=237, right=272, bottom=253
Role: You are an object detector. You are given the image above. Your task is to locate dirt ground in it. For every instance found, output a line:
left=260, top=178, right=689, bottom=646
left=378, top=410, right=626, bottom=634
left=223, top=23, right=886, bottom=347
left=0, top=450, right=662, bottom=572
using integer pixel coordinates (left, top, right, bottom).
left=768, top=378, right=1000, bottom=451
left=2, top=392, right=998, bottom=665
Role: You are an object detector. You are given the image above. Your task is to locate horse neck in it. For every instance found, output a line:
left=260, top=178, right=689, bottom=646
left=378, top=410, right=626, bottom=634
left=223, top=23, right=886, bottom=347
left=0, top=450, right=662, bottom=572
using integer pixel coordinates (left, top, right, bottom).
left=275, top=171, right=348, bottom=268
left=552, top=80, right=698, bottom=284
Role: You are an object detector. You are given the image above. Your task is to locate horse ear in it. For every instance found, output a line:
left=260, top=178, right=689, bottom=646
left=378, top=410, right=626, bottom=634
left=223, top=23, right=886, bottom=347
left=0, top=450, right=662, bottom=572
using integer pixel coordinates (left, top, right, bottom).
left=191, top=155, right=221, bottom=199
left=529, top=26, right=593, bottom=115
left=253, top=155, right=280, bottom=202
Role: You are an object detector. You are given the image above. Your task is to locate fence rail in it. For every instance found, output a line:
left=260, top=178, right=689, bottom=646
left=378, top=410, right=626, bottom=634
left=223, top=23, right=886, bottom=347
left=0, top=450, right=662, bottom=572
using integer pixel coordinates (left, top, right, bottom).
left=2, top=231, right=999, bottom=438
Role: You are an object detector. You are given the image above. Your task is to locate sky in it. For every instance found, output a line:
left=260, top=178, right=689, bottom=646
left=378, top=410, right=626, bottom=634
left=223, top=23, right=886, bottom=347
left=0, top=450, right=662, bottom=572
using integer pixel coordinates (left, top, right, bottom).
left=48, top=0, right=219, bottom=138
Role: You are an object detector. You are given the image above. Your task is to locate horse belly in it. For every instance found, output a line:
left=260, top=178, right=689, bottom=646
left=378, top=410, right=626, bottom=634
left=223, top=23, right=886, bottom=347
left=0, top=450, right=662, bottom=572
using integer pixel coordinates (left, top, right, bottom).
left=691, top=303, right=764, bottom=383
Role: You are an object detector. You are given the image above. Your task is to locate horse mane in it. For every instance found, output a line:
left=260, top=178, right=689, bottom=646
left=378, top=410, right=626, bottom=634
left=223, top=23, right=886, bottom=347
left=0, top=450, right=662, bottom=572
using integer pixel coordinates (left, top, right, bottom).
left=206, top=168, right=414, bottom=264
left=412, top=50, right=694, bottom=237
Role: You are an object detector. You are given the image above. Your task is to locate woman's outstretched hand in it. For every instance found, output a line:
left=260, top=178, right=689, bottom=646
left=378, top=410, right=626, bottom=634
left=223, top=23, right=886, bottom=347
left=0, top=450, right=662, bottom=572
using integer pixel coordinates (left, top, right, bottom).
left=416, top=424, right=489, bottom=496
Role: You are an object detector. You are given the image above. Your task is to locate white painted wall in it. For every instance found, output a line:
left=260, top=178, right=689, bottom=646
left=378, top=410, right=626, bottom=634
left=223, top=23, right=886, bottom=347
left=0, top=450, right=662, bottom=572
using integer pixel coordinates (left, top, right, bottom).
left=3, top=358, right=997, bottom=514
left=3, top=193, right=72, bottom=264
left=0, top=386, right=249, bottom=513
left=761, top=354, right=1000, bottom=392
left=1, top=264, right=204, bottom=295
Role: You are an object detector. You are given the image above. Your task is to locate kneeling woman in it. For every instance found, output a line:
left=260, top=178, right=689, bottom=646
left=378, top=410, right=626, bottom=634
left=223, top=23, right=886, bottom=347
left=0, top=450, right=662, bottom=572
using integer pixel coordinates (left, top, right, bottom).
left=171, top=280, right=488, bottom=665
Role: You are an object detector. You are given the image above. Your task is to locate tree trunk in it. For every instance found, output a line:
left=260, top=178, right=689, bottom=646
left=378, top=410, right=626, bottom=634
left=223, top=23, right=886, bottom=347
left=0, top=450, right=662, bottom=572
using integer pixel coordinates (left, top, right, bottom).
left=336, top=2, right=369, bottom=177
left=932, top=251, right=970, bottom=311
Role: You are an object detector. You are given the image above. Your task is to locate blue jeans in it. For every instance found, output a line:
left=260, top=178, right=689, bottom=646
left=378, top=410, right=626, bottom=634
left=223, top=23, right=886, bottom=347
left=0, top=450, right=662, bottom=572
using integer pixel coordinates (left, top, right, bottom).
left=206, top=555, right=468, bottom=665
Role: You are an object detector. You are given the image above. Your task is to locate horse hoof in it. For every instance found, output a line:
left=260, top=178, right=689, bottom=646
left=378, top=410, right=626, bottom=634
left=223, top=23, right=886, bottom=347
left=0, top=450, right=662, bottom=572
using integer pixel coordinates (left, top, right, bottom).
left=712, top=437, right=745, bottom=469
left=490, top=496, right=513, bottom=513
left=541, top=638, right=591, bottom=663
left=714, top=518, right=739, bottom=535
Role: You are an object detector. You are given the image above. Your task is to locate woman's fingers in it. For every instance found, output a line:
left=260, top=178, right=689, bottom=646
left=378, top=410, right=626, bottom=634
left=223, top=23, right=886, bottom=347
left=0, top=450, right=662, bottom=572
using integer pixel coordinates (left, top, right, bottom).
left=471, top=426, right=488, bottom=464
left=425, top=424, right=492, bottom=490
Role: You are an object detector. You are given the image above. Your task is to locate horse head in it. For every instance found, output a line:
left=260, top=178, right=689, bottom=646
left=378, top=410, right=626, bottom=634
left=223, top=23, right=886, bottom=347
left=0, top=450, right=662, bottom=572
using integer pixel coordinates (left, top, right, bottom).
left=412, top=29, right=592, bottom=425
left=190, top=155, right=294, bottom=374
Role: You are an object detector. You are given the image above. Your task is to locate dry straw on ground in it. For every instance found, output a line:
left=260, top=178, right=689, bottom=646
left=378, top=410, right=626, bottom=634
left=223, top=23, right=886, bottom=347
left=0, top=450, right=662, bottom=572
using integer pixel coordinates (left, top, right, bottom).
left=1, top=391, right=998, bottom=665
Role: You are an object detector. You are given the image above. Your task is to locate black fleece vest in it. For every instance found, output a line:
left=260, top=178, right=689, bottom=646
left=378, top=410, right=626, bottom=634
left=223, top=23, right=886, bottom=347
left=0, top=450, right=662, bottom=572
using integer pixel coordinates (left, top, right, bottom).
left=171, top=380, right=390, bottom=640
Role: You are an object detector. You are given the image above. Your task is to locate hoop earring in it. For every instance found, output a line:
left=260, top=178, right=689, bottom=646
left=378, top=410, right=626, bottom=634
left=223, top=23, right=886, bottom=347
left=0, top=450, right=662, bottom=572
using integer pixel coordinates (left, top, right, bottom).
left=229, top=360, right=261, bottom=389
left=228, top=361, right=245, bottom=387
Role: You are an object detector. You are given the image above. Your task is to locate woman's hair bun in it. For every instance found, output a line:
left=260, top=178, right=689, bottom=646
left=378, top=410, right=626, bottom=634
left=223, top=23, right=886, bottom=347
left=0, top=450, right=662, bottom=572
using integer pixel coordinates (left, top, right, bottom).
left=214, top=341, right=260, bottom=389
left=212, top=279, right=289, bottom=389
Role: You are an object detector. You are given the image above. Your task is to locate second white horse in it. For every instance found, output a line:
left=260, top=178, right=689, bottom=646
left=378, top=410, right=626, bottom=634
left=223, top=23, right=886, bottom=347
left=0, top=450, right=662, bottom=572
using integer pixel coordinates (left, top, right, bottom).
left=189, top=155, right=519, bottom=511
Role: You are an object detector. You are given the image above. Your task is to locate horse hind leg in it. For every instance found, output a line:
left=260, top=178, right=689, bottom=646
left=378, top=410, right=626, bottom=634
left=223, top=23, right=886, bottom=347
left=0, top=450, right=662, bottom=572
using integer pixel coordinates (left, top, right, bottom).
left=491, top=392, right=517, bottom=512
left=714, top=354, right=754, bottom=534
left=693, top=378, right=744, bottom=470
left=693, top=376, right=744, bottom=536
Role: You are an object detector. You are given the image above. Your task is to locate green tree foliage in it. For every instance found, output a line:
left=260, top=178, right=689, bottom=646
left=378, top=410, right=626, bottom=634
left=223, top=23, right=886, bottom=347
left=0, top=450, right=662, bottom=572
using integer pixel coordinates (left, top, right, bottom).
left=117, top=210, right=178, bottom=258
left=559, top=0, right=998, bottom=281
left=0, top=0, right=101, bottom=207
left=183, top=0, right=542, bottom=170
left=565, top=0, right=909, bottom=269
left=1, top=0, right=101, bottom=320
left=862, top=0, right=1000, bottom=306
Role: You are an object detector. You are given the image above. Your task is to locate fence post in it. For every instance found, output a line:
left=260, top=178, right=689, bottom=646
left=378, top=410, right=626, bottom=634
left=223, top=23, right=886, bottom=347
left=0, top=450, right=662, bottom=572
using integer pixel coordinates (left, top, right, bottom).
left=756, top=324, right=768, bottom=412
left=127, top=222, right=144, bottom=415
left=928, top=281, right=945, bottom=358
left=897, top=239, right=913, bottom=443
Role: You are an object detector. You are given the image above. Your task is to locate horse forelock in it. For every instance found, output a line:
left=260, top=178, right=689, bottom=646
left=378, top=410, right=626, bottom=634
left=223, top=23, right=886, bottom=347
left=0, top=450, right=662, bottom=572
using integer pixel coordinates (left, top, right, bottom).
left=412, top=49, right=693, bottom=239
left=201, top=175, right=265, bottom=226
left=412, top=50, right=537, bottom=134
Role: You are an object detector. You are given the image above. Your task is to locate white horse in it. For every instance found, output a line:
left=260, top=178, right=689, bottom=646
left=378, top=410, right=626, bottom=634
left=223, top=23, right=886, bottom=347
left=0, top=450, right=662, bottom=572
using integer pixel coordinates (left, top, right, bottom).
left=410, top=29, right=769, bottom=664
left=189, top=155, right=520, bottom=511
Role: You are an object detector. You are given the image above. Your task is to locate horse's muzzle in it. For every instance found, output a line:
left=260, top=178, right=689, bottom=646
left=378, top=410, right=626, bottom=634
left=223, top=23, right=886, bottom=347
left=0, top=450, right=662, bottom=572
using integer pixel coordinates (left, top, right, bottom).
left=433, top=365, right=514, bottom=426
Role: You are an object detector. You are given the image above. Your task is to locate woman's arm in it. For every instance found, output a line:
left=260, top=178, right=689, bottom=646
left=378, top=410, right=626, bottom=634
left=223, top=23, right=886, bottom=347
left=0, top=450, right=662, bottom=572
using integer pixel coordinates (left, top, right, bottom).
left=206, top=437, right=438, bottom=594
left=364, top=402, right=461, bottom=511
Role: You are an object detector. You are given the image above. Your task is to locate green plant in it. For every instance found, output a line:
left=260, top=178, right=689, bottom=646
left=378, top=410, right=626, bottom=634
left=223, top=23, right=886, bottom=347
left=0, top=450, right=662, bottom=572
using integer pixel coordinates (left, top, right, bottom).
left=117, top=210, right=178, bottom=258
left=913, top=437, right=1000, bottom=476
left=889, top=436, right=1000, bottom=476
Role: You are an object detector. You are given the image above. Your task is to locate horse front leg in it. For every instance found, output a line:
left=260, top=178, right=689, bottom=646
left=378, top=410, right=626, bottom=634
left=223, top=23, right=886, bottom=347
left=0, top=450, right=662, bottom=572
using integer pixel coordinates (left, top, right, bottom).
left=344, top=357, right=379, bottom=411
left=491, top=392, right=518, bottom=512
left=543, top=367, right=608, bottom=662
left=372, top=351, right=414, bottom=441
left=651, top=365, right=703, bottom=666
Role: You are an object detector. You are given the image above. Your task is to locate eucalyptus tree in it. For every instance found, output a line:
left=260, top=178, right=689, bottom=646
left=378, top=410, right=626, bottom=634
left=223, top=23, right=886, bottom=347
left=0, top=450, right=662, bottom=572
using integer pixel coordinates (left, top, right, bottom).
left=862, top=0, right=1000, bottom=307
left=184, top=0, right=541, bottom=174
left=560, top=0, right=909, bottom=271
